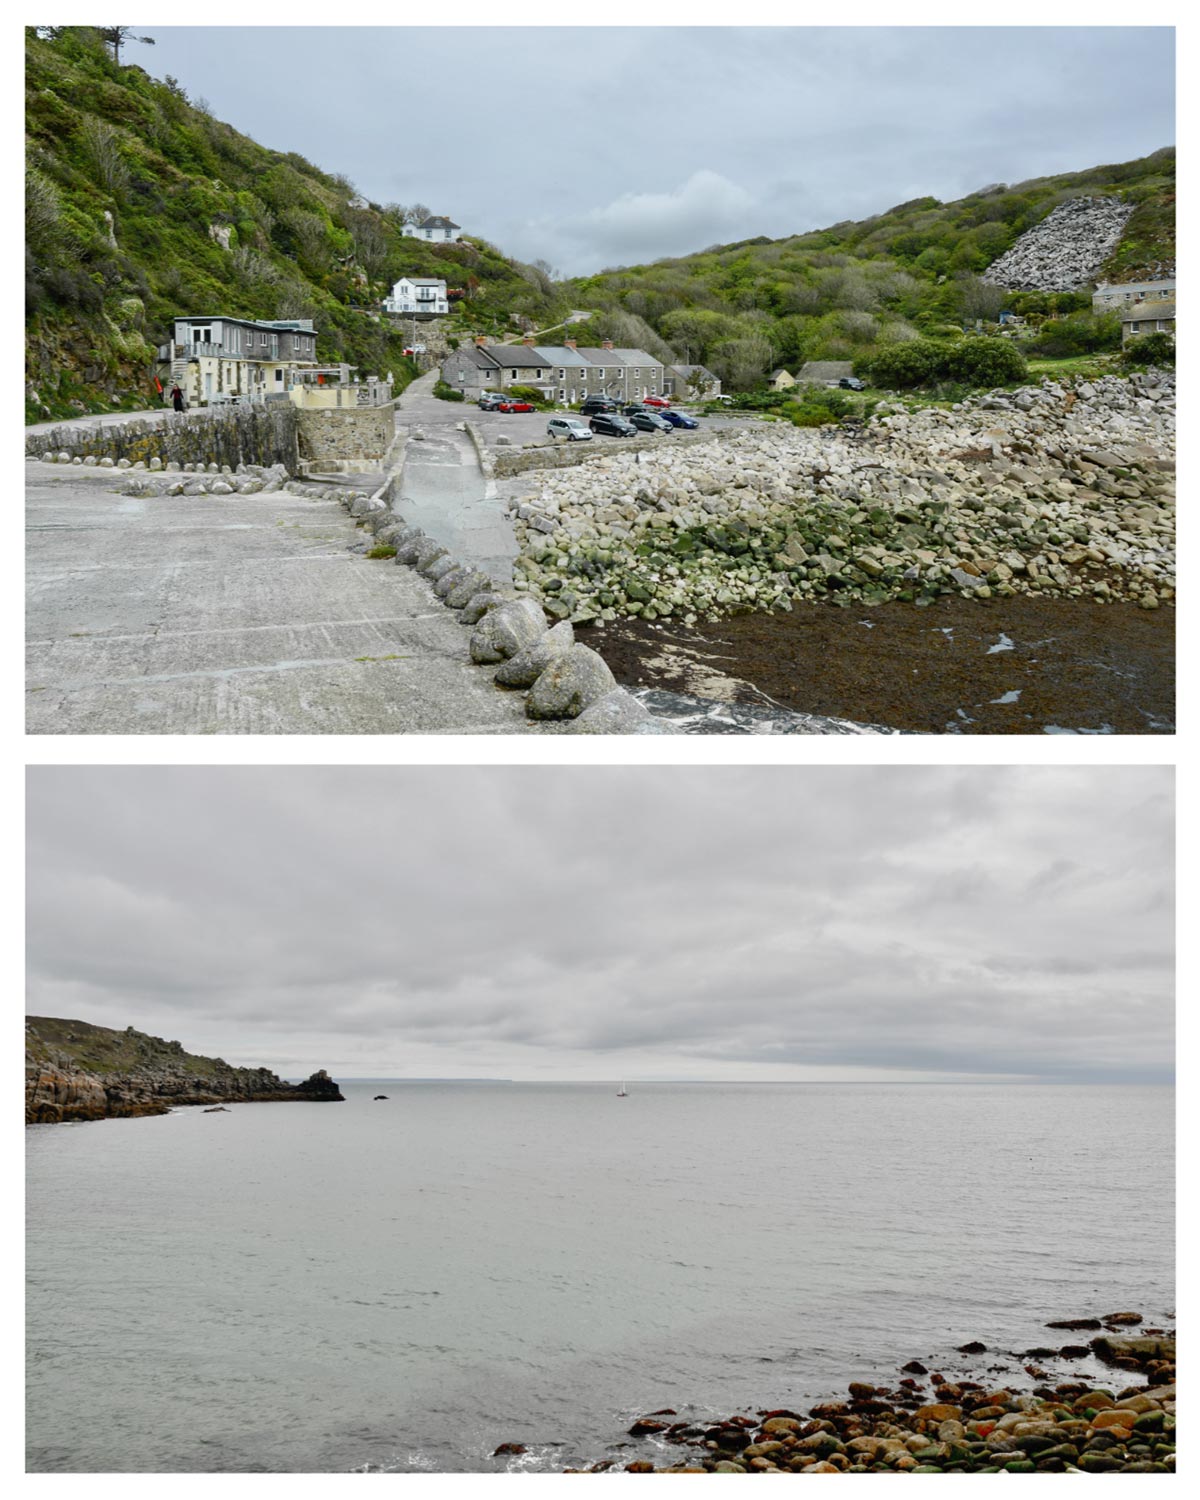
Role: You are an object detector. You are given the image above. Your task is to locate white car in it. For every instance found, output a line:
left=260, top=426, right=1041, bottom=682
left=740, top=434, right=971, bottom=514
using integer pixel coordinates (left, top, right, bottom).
left=547, top=416, right=593, bottom=442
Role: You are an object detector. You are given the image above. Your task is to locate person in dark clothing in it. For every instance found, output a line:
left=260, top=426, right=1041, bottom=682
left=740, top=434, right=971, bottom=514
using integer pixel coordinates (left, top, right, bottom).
left=170, top=385, right=185, bottom=412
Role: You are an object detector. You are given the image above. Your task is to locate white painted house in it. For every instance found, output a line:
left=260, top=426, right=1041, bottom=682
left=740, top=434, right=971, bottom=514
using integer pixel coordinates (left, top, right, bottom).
left=401, top=214, right=461, bottom=243
left=384, top=277, right=449, bottom=316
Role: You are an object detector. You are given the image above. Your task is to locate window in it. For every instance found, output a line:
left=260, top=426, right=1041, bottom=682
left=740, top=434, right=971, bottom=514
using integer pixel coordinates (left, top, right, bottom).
left=559, top=369, right=565, bottom=380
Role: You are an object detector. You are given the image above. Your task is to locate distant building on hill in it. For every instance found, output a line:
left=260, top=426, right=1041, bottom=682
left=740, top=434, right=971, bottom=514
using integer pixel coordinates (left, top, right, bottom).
left=402, top=214, right=461, bottom=243
left=384, top=277, right=449, bottom=316
left=1093, top=278, right=1176, bottom=312
left=1120, top=301, right=1176, bottom=344
left=769, top=368, right=797, bottom=391
left=156, top=315, right=318, bottom=407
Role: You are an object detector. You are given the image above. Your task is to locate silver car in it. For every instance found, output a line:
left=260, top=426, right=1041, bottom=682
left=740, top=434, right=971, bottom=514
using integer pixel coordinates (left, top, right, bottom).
left=547, top=416, right=594, bottom=442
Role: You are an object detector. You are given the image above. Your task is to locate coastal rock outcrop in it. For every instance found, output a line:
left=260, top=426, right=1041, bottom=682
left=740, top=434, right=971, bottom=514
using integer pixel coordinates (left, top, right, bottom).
left=25, top=1017, right=345, bottom=1124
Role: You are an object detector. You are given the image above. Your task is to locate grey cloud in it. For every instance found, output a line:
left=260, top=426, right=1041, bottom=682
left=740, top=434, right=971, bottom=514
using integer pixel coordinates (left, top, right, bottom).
left=26, top=766, right=1173, bottom=1084
left=134, top=27, right=1174, bottom=276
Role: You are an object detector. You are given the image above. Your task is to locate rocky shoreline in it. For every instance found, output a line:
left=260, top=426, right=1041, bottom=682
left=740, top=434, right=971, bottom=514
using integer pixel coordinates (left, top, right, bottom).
left=25, top=1016, right=344, bottom=1123
left=504, top=372, right=1174, bottom=627
left=554, top=1317, right=1175, bottom=1474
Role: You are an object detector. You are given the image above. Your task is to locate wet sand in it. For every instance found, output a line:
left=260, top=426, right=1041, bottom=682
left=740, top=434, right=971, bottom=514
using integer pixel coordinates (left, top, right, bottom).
left=583, top=598, right=1174, bottom=735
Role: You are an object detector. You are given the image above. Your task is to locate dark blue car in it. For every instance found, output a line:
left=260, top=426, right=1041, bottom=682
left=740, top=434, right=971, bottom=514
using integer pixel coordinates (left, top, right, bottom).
left=659, top=409, right=699, bottom=429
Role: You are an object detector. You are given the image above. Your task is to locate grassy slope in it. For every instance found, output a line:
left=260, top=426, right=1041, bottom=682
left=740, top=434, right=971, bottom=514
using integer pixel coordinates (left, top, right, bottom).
left=25, top=27, right=568, bottom=420
left=26, top=1015, right=246, bottom=1078
left=561, top=149, right=1175, bottom=388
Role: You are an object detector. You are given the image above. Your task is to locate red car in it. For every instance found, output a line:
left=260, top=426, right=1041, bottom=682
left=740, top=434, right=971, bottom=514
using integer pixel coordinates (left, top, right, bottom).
left=641, top=395, right=670, bottom=408
left=498, top=398, right=534, bottom=413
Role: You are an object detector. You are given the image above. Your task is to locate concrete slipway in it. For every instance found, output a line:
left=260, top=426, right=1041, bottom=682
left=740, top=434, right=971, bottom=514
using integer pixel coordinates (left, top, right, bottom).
left=25, top=464, right=557, bottom=736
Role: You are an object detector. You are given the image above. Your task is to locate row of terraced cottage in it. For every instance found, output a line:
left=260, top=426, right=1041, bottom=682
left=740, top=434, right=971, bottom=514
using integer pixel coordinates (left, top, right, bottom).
left=441, top=336, right=720, bottom=406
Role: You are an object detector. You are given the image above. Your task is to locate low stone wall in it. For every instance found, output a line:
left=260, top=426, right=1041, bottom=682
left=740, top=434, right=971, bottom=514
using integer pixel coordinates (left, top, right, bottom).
left=24, top=404, right=300, bottom=473
left=463, top=421, right=495, bottom=479
left=492, top=428, right=720, bottom=478
left=297, top=406, right=395, bottom=472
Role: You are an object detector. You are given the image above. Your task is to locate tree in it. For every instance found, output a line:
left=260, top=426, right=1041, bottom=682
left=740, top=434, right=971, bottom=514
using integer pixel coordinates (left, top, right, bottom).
left=864, top=340, right=943, bottom=389
left=945, top=337, right=1028, bottom=386
left=99, top=27, right=154, bottom=64
left=1121, top=331, right=1174, bottom=368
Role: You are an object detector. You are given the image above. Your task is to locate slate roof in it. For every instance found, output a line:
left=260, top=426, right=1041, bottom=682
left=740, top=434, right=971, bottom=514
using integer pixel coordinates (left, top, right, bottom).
left=798, top=360, right=854, bottom=382
left=535, top=346, right=590, bottom=368
left=602, top=347, right=663, bottom=366
left=1122, top=302, right=1176, bottom=322
left=456, top=345, right=501, bottom=369
left=417, top=215, right=460, bottom=231
left=484, top=345, right=554, bottom=368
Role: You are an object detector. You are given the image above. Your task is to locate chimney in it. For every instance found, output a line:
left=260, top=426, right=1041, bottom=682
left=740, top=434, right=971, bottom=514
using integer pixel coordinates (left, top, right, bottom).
left=522, top=335, right=536, bottom=346
left=602, top=339, right=614, bottom=351
left=565, top=339, right=577, bottom=350
left=474, top=335, right=488, bottom=347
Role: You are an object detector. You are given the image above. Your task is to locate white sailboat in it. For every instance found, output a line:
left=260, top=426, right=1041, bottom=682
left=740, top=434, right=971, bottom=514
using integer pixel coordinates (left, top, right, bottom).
left=616, top=1081, right=628, bottom=1097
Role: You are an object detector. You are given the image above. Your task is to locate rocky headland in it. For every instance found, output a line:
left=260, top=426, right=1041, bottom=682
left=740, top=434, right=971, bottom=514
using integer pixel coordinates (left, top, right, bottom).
left=25, top=1016, right=344, bottom=1124
left=505, top=371, right=1174, bottom=628
left=555, top=1317, right=1175, bottom=1474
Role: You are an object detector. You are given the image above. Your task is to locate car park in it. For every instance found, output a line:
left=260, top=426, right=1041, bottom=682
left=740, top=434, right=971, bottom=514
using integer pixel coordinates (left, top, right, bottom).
left=589, top=412, right=637, bottom=437
left=581, top=396, right=621, bottom=415
left=547, top=416, right=593, bottom=442
left=659, top=409, right=699, bottom=429
left=629, top=410, right=672, bottom=433
left=497, top=398, right=535, bottom=413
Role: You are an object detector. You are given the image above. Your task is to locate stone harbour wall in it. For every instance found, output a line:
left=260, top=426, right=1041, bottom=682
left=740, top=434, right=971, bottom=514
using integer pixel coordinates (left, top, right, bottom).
left=296, top=406, right=395, bottom=470
left=24, top=404, right=301, bottom=473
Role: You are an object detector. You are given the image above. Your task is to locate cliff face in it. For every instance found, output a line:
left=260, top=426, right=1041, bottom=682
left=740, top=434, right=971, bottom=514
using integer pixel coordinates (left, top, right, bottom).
left=25, top=1017, right=344, bottom=1124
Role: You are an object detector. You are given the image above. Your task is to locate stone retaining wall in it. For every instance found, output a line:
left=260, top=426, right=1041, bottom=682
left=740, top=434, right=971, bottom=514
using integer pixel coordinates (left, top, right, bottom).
left=463, top=421, right=495, bottom=479
left=491, top=429, right=720, bottom=478
left=297, top=406, right=395, bottom=472
left=24, top=405, right=300, bottom=473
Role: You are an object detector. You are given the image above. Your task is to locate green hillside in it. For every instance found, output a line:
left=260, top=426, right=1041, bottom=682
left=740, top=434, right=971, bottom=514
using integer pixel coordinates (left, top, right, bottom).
left=24, top=26, right=569, bottom=421
left=563, top=149, right=1175, bottom=389
left=26, top=1015, right=236, bottom=1077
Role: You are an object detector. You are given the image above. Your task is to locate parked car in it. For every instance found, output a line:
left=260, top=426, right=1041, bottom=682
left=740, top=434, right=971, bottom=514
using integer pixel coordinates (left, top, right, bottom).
left=629, top=410, right=672, bottom=433
left=640, top=395, right=670, bottom=407
left=498, top=398, right=534, bottom=413
left=589, top=412, right=637, bottom=437
left=581, top=396, right=621, bottom=415
left=838, top=377, right=865, bottom=391
left=622, top=403, right=651, bottom=417
left=659, top=409, right=699, bottom=429
left=477, top=392, right=506, bottom=409
left=547, top=416, right=593, bottom=442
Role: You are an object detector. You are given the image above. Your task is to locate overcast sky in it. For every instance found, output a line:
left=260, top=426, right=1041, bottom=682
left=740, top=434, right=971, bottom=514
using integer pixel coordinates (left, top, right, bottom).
left=26, top=767, right=1173, bottom=1084
left=131, top=24, right=1175, bottom=275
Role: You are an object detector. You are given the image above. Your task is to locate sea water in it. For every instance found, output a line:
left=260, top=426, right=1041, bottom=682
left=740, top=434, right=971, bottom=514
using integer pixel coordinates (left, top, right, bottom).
left=26, top=1081, right=1174, bottom=1472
